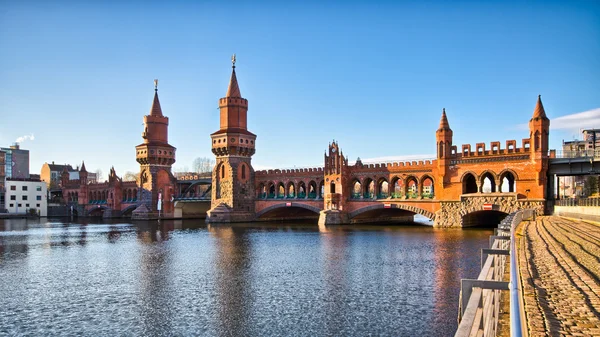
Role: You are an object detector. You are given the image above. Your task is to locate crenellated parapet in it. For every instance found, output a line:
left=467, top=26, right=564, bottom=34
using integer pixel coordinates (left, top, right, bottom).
left=455, top=139, right=531, bottom=160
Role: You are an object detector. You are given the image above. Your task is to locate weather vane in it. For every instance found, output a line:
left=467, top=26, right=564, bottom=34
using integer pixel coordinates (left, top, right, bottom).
left=232, top=53, right=236, bottom=67
left=154, top=79, right=158, bottom=91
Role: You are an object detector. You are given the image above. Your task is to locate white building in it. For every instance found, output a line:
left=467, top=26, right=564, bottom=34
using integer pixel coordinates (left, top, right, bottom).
left=5, top=178, right=47, bottom=216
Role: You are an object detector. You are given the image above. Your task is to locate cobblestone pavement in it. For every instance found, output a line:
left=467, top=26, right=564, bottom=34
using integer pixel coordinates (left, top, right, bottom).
left=518, top=216, right=600, bottom=337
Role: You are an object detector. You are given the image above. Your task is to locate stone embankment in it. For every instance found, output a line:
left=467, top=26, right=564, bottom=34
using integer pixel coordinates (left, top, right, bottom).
left=517, top=216, right=600, bottom=336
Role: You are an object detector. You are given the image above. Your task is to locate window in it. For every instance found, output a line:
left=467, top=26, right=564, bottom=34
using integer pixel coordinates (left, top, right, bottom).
left=10, top=185, right=15, bottom=191
left=18, top=204, right=21, bottom=207
left=36, top=195, right=42, bottom=200
left=36, top=186, right=42, bottom=191
left=26, top=204, right=29, bottom=207
left=22, top=196, right=28, bottom=201
left=10, top=195, right=16, bottom=200
left=36, top=204, right=40, bottom=207
left=22, top=186, right=27, bottom=191
left=9, top=204, right=13, bottom=207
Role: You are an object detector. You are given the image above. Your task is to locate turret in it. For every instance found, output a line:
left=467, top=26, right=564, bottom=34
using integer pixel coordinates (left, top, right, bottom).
left=529, top=95, right=550, bottom=160
left=436, top=108, right=453, bottom=160
left=79, top=161, right=88, bottom=185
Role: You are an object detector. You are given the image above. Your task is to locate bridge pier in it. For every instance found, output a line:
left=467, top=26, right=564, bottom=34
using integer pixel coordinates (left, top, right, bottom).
left=317, top=209, right=349, bottom=226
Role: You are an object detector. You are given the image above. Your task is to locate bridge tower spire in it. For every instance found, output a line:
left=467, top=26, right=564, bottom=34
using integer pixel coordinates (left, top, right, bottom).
left=529, top=95, right=550, bottom=197
left=207, top=55, right=257, bottom=223
left=435, top=108, right=453, bottom=188
left=135, top=79, right=177, bottom=216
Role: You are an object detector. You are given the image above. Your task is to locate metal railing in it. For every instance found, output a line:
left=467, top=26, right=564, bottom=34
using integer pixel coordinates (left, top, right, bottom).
left=555, top=197, right=600, bottom=207
left=455, top=209, right=533, bottom=337
left=550, top=149, right=600, bottom=159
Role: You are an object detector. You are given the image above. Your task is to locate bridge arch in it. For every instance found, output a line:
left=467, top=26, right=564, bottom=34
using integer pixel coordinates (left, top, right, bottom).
left=350, top=178, right=361, bottom=199
left=87, top=205, right=109, bottom=216
left=120, top=204, right=138, bottom=217
left=349, top=203, right=435, bottom=221
left=255, top=203, right=322, bottom=219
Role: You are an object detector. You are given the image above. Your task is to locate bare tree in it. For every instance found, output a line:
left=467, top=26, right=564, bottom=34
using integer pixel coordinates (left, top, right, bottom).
left=95, top=169, right=104, bottom=182
left=123, top=171, right=139, bottom=183
left=193, top=157, right=215, bottom=173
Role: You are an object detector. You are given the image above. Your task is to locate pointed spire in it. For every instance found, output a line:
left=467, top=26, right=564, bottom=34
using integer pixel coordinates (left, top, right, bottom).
left=80, top=161, right=87, bottom=172
left=150, top=79, right=163, bottom=116
left=532, top=95, right=548, bottom=119
left=226, top=54, right=242, bottom=98
left=438, top=108, right=451, bottom=131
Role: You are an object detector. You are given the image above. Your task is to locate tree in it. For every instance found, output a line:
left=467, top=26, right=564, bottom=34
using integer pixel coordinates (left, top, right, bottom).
left=95, top=169, right=103, bottom=182
left=123, top=171, right=139, bottom=183
left=193, top=157, right=215, bottom=173
left=585, top=175, right=599, bottom=196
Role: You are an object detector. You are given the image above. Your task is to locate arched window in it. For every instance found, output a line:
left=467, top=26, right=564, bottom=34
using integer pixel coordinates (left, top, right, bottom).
left=500, top=172, right=516, bottom=193
left=330, top=182, right=336, bottom=194
left=351, top=179, right=361, bottom=199
left=463, top=173, right=477, bottom=194
left=241, top=164, right=246, bottom=179
left=481, top=172, right=496, bottom=193
left=221, top=165, right=225, bottom=179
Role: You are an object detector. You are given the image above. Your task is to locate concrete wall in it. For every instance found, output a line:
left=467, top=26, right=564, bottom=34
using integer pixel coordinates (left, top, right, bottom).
left=554, top=206, right=600, bottom=223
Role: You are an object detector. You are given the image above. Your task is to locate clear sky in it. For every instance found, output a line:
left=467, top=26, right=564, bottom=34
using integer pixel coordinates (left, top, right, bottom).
left=1, top=1, right=599, bottom=180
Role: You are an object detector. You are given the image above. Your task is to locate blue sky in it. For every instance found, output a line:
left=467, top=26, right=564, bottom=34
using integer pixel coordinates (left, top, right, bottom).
left=1, top=1, right=599, bottom=179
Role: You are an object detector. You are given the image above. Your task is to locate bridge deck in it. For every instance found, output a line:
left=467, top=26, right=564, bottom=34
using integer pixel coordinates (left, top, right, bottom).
left=516, top=216, right=600, bottom=336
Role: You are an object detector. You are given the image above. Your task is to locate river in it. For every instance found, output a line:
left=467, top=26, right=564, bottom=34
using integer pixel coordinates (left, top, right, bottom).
left=0, top=218, right=493, bottom=336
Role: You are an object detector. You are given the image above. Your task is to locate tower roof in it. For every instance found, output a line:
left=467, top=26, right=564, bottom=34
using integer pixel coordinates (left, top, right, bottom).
left=150, top=80, right=163, bottom=117
left=226, top=54, right=241, bottom=98
left=532, top=95, right=548, bottom=119
left=438, top=108, right=451, bottom=131
left=226, top=68, right=241, bottom=98
left=80, top=161, right=87, bottom=173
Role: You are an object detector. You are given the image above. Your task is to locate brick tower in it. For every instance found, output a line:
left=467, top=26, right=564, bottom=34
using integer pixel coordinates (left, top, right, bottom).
left=529, top=95, right=550, bottom=198
left=206, top=55, right=257, bottom=223
left=435, top=108, right=453, bottom=191
left=135, top=80, right=177, bottom=215
left=318, top=141, right=350, bottom=226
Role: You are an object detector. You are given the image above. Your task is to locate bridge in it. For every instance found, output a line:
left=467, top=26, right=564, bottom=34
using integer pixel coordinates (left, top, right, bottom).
left=58, top=60, right=597, bottom=227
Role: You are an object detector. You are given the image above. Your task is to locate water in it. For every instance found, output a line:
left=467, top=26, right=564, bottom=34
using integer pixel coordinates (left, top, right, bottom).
left=0, top=218, right=492, bottom=336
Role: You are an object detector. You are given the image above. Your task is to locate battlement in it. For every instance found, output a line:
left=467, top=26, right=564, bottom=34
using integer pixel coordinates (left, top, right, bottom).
left=456, top=139, right=531, bottom=158
left=219, top=97, right=248, bottom=107
left=353, top=159, right=434, bottom=170
left=256, top=167, right=325, bottom=176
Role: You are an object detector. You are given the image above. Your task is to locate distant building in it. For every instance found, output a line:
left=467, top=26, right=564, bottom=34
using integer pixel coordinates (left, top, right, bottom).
left=1, top=144, right=31, bottom=211
left=1, top=144, right=30, bottom=179
left=0, top=151, right=5, bottom=211
left=560, top=129, right=600, bottom=198
left=40, top=162, right=74, bottom=189
left=40, top=162, right=97, bottom=189
left=5, top=177, right=47, bottom=216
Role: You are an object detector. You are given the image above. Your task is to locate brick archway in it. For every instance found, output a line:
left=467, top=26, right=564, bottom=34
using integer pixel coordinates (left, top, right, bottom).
left=349, top=203, right=435, bottom=221
left=255, top=203, right=322, bottom=218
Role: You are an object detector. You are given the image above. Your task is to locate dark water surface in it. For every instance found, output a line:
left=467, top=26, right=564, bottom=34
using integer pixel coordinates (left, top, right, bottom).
left=0, top=218, right=492, bottom=336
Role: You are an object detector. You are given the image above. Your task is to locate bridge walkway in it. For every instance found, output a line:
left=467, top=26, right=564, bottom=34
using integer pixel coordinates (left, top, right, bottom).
left=517, top=216, right=600, bottom=336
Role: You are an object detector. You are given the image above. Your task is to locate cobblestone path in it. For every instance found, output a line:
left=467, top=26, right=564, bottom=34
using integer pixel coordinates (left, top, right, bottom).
left=518, top=216, right=600, bottom=337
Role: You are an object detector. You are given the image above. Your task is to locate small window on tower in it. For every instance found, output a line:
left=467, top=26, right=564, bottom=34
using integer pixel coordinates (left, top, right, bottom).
left=241, top=165, right=246, bottom=179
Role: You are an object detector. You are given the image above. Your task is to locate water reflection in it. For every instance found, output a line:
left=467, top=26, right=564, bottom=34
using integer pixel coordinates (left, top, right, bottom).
left=208, top=225, right=252, bottom=337
left=137, top=222, right=174, bottom=335
left=320, top=228, right=349, bottom=335
left=0, top=218, right=493, bottom=336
